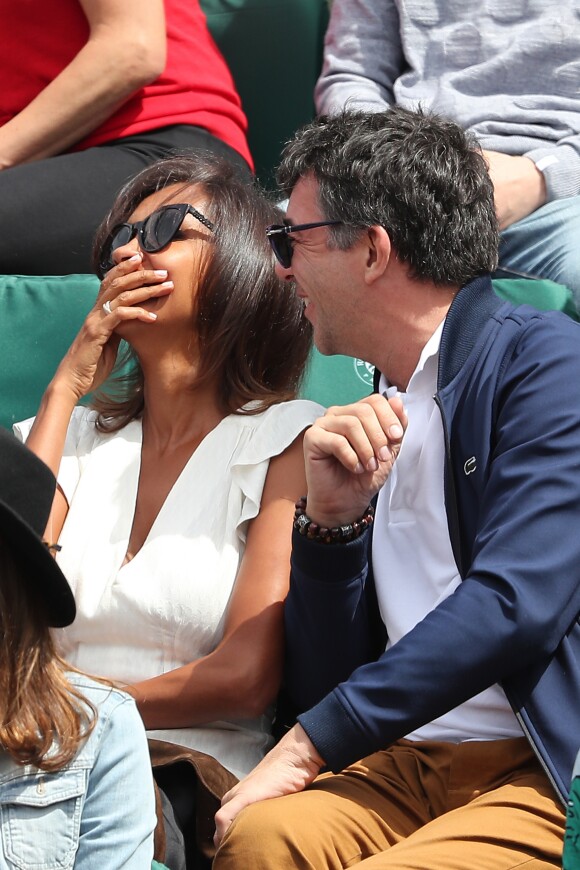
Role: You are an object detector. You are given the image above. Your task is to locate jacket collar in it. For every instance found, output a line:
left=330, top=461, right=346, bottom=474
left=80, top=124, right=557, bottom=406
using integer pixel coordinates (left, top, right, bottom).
left=437, top=275, right=502, bottom=391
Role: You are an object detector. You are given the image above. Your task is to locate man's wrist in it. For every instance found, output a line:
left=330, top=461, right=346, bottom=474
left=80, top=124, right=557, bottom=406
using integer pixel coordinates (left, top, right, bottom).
left=294, top=496, right=374, bottom=544
left=286, top=722, right=325, bottom=773
left=523, top=156, right=547, bottom=210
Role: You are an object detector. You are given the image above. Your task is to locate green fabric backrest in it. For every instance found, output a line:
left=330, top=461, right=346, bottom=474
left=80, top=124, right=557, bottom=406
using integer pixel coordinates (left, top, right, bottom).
left=564, top=772, right=580, bottom=869
left=1, top=274, right=576, bottom=431
left=200, top=0, right=329, bottom=189
left=300, top=350, right=376, bottom=407
left=0, top=275, right=100, bottom=429
left=493, top=276, right=579, bottom=321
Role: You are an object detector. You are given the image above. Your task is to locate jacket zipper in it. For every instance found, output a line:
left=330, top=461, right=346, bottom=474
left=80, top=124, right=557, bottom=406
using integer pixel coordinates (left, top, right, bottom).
left=434, top=394, right=567, bottom=807
left=515, top=710, right=566, bottom=806
left=434, top=393, right=463, bottom=577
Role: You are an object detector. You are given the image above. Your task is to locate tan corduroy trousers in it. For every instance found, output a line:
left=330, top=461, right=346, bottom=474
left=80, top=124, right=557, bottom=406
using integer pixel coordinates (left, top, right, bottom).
left=215, top=737, right=566, bottom=869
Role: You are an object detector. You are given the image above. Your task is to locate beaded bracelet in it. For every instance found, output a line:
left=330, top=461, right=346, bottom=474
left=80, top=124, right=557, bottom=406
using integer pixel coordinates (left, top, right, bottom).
left=293, top=496, right=374, bottom=544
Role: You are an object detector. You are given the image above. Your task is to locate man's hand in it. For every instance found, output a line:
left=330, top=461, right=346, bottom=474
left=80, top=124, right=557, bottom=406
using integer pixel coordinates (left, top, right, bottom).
left=214, top=724, right=324, bottom=848
left=482, top=150, right=547, bottom=230
left=304, top=393, right=407, bottom=528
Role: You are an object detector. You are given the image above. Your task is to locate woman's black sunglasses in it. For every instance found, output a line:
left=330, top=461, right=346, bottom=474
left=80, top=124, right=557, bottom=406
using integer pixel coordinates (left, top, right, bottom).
left=105, top=203, right=215, bottom=269
left=266, top=220, right=343, bottom=269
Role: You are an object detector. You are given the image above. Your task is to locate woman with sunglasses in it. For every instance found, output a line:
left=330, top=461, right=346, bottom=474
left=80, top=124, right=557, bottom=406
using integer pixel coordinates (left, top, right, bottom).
left=0, top=428, right=156, bottom=868
left=17, top=153, right=320, bottom=866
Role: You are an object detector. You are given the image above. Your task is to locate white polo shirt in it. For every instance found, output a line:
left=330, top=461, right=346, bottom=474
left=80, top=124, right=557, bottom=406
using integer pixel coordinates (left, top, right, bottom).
left=373, top=322, right=522, bottom=742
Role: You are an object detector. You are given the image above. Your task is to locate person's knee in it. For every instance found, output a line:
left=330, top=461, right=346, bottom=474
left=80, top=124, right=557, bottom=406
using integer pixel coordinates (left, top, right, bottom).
left=549, top=199, right=580, bottom=295
left=500, top=196, right=580, bottom=297
left=214, top=798, right=298, bottom=867
left=541, top=198, right=580, bottom=290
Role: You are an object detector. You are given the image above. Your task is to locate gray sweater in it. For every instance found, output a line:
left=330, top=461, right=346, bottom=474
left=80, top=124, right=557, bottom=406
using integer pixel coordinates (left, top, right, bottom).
left=315, top=0, right=580, bottom=200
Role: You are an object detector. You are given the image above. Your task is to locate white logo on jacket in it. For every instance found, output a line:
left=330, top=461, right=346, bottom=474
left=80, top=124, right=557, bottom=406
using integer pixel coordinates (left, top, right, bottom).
left=464, top=456, right=477, bottom=475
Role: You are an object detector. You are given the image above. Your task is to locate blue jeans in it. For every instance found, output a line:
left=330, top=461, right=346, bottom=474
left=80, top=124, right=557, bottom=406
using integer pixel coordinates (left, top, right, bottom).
left=499, top=196, right=580, bottom=309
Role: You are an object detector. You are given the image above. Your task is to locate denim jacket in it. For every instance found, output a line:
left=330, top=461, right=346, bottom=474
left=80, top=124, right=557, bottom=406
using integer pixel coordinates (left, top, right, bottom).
left=0, top=674, right=155, bottom=869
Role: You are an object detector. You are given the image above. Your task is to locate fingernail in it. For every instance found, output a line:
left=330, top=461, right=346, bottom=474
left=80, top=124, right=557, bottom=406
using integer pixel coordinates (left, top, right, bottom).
left=129, top=254, right=141, bottom=262
left=354, top=462, right=364, bottom=474
left=366, top=457, right=379, bottom=472
left=158, top=280, right=173, bottom=288
left=389, top=424, right=404, bottom=439
left=378, top=445, right=391, bottom=462
left=154, top=269, right=168, bottom=277
left=147, top=312, right=157, bottom=320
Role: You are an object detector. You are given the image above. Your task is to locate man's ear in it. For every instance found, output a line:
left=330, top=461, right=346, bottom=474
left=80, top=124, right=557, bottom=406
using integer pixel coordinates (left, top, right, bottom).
left=364, top=225, right=391, bottom=285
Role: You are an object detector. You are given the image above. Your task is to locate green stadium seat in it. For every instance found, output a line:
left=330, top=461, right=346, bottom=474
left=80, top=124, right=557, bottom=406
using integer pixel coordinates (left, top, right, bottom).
left=0, top=275, right=100, bottom=429
left=1, top=274, right=577, bottom=430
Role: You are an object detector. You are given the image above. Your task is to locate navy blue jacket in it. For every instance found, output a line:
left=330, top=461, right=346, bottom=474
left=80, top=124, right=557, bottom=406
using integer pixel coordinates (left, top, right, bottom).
left=285, top=276, right=580, bottom=804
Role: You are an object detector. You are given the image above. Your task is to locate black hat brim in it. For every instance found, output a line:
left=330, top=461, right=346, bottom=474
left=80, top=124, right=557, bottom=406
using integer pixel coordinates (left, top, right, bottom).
left=0, top=503, right=76, bottom=628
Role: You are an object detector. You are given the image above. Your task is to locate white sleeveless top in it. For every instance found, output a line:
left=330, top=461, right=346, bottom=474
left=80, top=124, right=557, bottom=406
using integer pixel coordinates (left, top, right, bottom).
left=15, top=400, right=321, bottom=779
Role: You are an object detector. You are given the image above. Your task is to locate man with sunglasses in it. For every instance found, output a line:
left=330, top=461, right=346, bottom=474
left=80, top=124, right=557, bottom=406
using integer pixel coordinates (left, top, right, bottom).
left=214, top=106, right=580, bottom=869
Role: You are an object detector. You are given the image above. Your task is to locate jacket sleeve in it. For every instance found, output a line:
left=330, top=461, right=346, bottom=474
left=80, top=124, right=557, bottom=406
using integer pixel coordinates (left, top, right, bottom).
left=295, top=314, right=580, bottom=772
left=284, top=529, right=382, bottom=713
left=76, top=695, right=156, bottom=868
left=314, top=0, right=404, bottom=115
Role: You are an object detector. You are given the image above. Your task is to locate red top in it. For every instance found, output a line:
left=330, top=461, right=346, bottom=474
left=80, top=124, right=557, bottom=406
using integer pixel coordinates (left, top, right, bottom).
left=0, top=0, right=253, bottom=169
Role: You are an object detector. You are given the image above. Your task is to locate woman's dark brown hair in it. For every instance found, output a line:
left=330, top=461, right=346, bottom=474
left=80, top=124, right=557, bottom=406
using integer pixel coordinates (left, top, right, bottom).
left=91, top=154, right=312, bottom=431
left=0, top=538, right=95, bottom=771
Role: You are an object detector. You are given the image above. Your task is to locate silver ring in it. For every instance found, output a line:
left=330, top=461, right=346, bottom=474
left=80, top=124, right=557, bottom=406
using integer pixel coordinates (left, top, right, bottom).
left=102, top=300, right=113, bottom=315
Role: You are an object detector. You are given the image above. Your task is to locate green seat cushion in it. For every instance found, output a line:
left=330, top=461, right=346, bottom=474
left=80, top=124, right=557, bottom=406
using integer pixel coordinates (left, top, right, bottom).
left=1, top=275, right=576, bottom=430
left=0, top=274, right=99, bottom=429
left=300, top=350, right=376, bottom=407
left=564, top=772, right=580, bottom=869
left=493, top=276, right=578, bottom=321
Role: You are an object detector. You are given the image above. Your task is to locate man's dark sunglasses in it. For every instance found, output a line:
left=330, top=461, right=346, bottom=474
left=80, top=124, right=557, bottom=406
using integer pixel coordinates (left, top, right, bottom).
left=266, top=220, right=343, bottom=269
left=105, top=203, right=215, bottom=268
